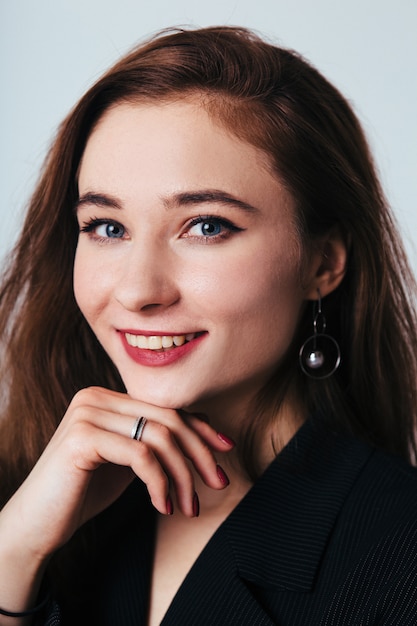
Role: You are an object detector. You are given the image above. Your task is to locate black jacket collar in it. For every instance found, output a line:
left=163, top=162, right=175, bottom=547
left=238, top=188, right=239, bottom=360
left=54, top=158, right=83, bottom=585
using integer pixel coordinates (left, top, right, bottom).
left=92, top=417, right=374, bottom=625
left=221, top=418, right=372, bottom=592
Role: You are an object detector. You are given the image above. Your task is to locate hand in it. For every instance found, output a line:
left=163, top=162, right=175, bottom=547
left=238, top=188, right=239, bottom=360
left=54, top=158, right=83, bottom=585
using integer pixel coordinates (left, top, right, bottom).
left=0, top=386, right=234, bottom=565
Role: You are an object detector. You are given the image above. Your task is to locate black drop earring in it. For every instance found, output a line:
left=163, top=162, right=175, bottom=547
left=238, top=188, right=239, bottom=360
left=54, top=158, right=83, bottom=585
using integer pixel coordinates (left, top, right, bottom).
left=299, top=290, right=341, bottom=379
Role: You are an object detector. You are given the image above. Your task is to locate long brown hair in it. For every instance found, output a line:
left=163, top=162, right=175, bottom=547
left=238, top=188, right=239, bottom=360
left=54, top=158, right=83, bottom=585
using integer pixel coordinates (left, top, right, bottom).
left=1, top=26, right=417, bottom=500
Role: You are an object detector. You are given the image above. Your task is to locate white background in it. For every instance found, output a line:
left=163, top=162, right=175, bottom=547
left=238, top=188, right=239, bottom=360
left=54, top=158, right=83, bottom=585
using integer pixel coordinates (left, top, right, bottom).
left=0, top=0, right=416, bottom=273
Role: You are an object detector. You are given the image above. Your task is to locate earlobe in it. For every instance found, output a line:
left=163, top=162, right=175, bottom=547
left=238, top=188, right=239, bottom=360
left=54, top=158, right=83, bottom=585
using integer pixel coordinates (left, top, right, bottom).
left=304, top=231, right=348, bottom=300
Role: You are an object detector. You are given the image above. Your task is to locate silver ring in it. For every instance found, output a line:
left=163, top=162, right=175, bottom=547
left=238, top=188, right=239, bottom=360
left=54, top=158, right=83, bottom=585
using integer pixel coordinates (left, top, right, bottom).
left=131, top=416, right=147, bottom=441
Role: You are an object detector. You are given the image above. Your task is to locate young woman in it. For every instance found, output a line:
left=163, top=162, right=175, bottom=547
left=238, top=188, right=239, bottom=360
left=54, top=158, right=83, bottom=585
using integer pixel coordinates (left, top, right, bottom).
left=0, top=26, right=417, bottom=626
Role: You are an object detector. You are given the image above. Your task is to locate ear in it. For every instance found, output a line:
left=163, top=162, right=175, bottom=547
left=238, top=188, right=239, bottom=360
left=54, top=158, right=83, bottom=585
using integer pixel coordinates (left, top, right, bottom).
left=302, top=230, right=348, bottom=300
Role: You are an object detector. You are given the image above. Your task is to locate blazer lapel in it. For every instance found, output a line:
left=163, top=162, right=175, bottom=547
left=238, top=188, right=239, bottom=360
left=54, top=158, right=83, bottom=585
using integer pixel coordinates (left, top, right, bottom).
left=162, top=418, right=373, bottom=624
left=223, top=419, right=373, bottom=592
left=161, top=527, right=276, bottom=625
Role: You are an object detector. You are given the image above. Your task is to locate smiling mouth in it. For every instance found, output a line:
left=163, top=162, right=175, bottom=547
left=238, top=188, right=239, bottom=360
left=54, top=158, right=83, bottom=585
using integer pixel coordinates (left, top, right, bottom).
left=124, top=332, right=204, bottom=351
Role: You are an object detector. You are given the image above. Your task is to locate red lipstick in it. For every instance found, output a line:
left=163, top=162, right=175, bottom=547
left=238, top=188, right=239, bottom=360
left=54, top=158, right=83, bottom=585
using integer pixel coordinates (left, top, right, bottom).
left=119, top=331, right=207, bottom=367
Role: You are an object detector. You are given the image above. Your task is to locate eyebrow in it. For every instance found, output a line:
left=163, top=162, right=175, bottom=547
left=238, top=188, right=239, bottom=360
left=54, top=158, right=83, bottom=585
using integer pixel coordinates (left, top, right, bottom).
left=164, top=190, right=259, bottom=213
left=75, top=189, right=259, bottom=214
left=75, top=192, right=122, bottom=212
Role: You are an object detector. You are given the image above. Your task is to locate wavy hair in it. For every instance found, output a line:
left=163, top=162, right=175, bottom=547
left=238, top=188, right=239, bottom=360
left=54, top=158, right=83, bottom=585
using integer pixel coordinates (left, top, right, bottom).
left=1, top=26, right=417, bottom=498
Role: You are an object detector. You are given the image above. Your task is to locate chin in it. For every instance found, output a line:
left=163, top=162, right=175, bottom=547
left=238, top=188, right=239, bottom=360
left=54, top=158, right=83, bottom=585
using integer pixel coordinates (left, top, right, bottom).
left=125, top=382, right=199, bottom=410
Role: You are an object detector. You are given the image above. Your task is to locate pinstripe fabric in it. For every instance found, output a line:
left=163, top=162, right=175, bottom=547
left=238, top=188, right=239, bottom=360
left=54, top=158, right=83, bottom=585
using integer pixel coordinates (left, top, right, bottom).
left=42, top=417, right=417, bottom=625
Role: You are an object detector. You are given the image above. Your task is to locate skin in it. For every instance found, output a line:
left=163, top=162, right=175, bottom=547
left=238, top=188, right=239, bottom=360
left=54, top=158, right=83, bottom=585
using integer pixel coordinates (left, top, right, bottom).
left=0, top=99, right=346, bottom=624
left=75, top=101, right=309, bottom=430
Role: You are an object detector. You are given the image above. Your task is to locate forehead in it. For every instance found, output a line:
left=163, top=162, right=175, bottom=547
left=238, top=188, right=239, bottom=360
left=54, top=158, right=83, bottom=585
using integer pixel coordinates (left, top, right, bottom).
left=82, top=99, right=273, bottom=170
left=79, top=101, right=292, bottom=212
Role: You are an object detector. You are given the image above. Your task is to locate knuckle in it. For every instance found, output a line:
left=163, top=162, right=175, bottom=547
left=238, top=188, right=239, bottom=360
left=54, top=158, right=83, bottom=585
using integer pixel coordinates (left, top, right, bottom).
left=194, top=420, right=214, bottom=439
left=151, top=473, right=169, bottom=493
left=71, top=386, right=102, bottom=407
left=154, top=423, right=172, bottom=442
left=166, top=409, right=184, bottom=429
left=188, top=442, right=212, bottom=465
left=168, top=459, right=193, bottom=487
left=195, top=439, right=212, bottom=456
left=135, top=441, right=153, bottom=462
left=68, top=403, right=93, bottom=425
left=67, top=418, right=93, bottom=442
left=61, top=420, right=93, bottom=458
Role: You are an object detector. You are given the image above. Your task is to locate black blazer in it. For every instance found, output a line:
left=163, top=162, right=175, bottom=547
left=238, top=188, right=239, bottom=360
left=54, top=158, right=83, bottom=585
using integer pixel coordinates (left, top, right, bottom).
left=44, top=418, right=417, bottom=625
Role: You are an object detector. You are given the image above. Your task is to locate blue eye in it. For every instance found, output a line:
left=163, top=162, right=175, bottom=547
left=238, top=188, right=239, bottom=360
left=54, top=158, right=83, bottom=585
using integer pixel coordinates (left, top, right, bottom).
left=196, top=221, right=222, bottom=236
left=96, top=222, right=125, bottom=238
left=80, top=219, right=126, bottom=240
left=187, top=216, right=242, bottom=240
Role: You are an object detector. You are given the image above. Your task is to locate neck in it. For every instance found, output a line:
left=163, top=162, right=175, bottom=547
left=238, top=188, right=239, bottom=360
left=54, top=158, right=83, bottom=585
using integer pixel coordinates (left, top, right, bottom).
left=187, top=393, right=307, bottom=515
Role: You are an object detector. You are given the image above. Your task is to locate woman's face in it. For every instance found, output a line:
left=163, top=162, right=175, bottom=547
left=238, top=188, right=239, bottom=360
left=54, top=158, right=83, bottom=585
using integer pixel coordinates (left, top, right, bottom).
left=74, top=100, right=314, bottom=417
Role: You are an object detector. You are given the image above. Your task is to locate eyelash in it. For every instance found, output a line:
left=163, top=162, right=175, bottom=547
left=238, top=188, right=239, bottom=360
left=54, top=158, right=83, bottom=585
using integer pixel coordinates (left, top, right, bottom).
left=79, top=215, right=244, bottom=243
left=185, top=215, right=243, bottom=241
left=79, top=218, right=126, bottom=243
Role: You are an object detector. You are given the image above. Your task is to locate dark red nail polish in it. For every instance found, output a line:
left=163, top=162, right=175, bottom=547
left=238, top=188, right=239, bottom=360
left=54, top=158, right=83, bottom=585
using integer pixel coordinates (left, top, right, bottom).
left=166, top=495, right=174, bottom=515
left=217, top=465, right=230, bottom=487
left=217, top=432, right=235, bottom=447
left=193, top=492, right=200, bottom=517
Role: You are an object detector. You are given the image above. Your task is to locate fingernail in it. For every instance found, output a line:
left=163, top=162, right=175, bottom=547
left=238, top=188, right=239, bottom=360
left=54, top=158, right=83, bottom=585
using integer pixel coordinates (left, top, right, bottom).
left=193, top=492, right=200, bottom=517
left=217, top=432, right=235, bottom=447
left=217, top=465, right=230, bottom=487
left=166, top=495, right=174, bottom=516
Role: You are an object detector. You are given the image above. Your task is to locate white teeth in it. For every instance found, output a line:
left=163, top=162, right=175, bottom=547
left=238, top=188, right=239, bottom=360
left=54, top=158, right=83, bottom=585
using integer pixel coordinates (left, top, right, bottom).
left=148, top=336, right=163, bottom=350
left=125, top=332, right=197, bottom=350
left=137, top=335, right=148, bottom=349
left=162, top=336, right=174, bottom=348
left=127, top=333, right=138, bottom=347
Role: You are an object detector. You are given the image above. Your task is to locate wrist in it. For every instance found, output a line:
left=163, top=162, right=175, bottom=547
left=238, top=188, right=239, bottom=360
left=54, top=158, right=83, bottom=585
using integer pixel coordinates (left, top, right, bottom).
left=0, top=590, right=50, bottom=617
left=0, top=509, right=50, bottom=624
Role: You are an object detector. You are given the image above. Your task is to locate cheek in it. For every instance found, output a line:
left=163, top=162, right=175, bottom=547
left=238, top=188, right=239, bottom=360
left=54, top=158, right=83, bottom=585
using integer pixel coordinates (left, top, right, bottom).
left=191, top=245, right=303, bottom=316
left=73, top=247, right=106, bottom=323
left=73, top=250, right=85, bottom=311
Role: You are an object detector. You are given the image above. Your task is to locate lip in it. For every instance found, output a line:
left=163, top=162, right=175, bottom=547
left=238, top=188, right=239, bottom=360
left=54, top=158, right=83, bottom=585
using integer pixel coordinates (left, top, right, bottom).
left=119, top=330, right=207, bottom=367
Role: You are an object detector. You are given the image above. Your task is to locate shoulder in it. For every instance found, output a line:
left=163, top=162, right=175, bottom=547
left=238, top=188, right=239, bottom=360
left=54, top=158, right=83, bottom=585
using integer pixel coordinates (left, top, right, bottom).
left=221, top=422, right=417, bottom=625
left=316, top=447, right=417, bottom=624
left=340, top=445, right=417, bottom=529
left=321, top=438, right=417, bottom=563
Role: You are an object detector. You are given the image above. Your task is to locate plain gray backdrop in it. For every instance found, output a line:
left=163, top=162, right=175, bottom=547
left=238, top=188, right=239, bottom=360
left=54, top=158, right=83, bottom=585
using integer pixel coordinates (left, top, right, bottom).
left=1, top=0, right=416, bottom=273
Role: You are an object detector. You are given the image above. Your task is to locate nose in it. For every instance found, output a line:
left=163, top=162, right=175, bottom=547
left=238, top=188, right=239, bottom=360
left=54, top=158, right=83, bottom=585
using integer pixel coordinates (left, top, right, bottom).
left=113, top=242, right=180, bottom=312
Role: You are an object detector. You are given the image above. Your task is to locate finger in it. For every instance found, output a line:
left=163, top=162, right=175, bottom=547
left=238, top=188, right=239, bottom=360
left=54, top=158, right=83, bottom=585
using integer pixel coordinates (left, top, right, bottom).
left=62, top=413, right=197, bottom=517
left=137, top=420, right=197, bottom=516
left=67, top=423, right=172, bottom=516
left=71, top=388, right=234, bottom=451
left=183, top=413, right=236, bottom=451
left=67, top=388, right=233, bottom=491
left=154, top=412, right=232, bottom=490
